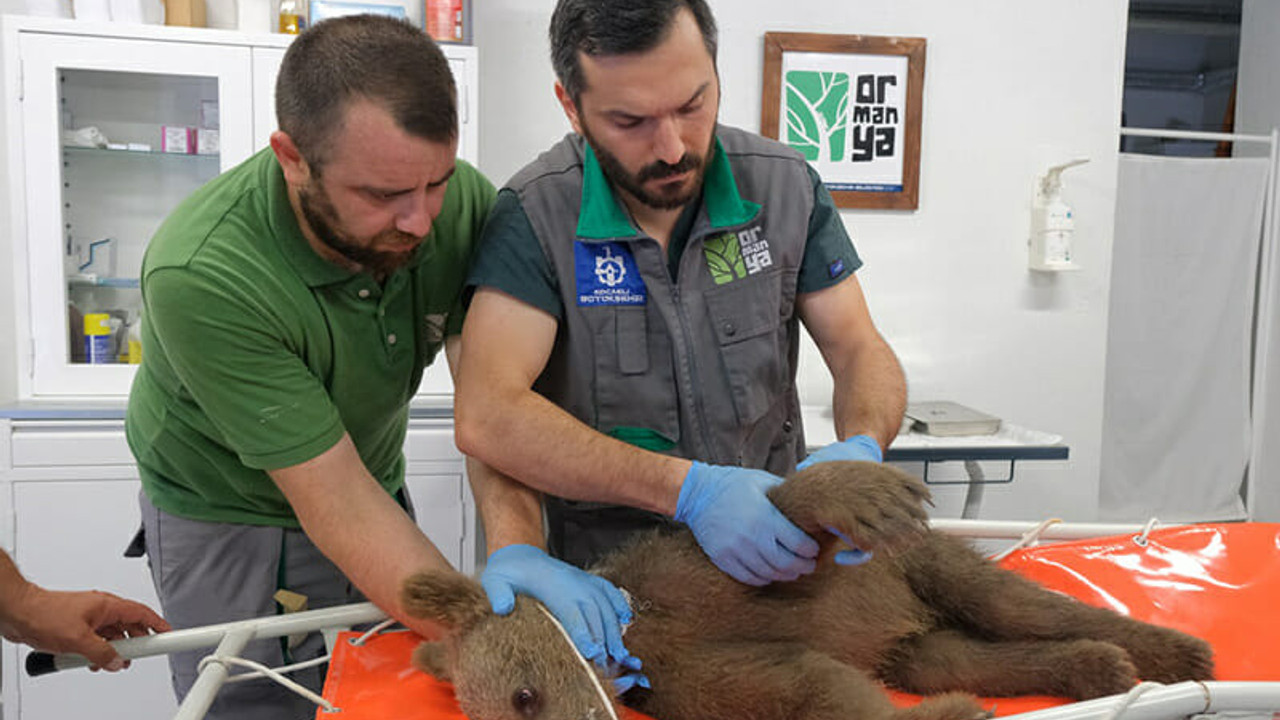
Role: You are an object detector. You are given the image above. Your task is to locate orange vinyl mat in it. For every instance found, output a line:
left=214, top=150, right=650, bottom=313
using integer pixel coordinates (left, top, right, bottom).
left=318, top=523, right=1280, bottom=720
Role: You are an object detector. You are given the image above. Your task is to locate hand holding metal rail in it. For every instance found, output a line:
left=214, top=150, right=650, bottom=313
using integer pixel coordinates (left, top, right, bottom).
left=25, top=601, right=388, bottom=720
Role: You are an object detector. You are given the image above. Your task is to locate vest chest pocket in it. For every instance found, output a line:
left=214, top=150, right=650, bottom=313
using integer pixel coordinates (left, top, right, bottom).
left=592, top=305, right=681, bottom=450
left=704, top=269, right=789, bottom=426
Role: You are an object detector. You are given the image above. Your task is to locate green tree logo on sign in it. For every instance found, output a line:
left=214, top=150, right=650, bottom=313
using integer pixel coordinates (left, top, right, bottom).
left=785, top=70, right=849, bottom=162
left=704, top=232, right=747, bottom=285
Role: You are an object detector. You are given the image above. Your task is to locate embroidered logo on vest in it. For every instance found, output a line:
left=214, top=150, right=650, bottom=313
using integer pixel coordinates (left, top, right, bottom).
left=574, top=241, right=647, bottom=306
left=704, top=224, right=772, bottom=285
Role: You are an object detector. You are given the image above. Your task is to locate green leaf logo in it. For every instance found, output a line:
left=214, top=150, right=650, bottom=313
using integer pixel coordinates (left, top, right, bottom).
left=785, top=70, right=849, bottom=162
left=704, top=232, right=747, bottom=285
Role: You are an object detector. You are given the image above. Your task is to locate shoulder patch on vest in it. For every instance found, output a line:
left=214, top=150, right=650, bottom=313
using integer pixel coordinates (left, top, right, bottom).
left=574, top=241, right=647, bottom=306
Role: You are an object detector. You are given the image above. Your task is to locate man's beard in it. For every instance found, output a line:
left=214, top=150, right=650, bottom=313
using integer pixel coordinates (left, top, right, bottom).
left=584, top=124, right=715, bottom=211
left=298, top=181, right=421, bottom=278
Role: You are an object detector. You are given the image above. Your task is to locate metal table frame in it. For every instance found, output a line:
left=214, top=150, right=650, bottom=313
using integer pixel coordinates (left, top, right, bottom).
left=886, top=442, right=1070, bottom=519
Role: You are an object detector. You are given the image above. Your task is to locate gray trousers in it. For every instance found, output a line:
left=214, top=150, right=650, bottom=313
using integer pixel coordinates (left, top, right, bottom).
left=139, top=492, right=371, bottom=720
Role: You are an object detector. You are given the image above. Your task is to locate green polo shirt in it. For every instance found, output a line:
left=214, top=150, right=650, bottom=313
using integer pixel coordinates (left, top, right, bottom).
left=467, top=138, right=860, bottom=318
left=126, top=148, right=495, bottom=527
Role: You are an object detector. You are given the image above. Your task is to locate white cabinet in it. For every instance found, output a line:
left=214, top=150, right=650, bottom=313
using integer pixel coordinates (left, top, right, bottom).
left=8, top=470, right=178, bottom=720
left=0, top=415, right=472, bottom=720
left=404, top=417, right=477, bottom=572
left=1, top=16, right=478, bottom=402
left=2, top=18, right=280, bottom=401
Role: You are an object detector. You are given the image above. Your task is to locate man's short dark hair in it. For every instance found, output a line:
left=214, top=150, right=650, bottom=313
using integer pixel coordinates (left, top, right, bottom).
left=549, top=0, right=718, bottom=103
left=275, top=14, right=457, bottom=174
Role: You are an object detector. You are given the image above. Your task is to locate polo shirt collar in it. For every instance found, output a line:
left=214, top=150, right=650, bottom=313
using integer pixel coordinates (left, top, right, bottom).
left=263, top=153, right=428, bottom=287
left=575, top=133, right=761, bottom=241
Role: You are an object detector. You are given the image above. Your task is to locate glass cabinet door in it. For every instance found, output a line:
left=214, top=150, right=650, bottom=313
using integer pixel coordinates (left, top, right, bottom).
left=19, top=32, right=253, bottom=397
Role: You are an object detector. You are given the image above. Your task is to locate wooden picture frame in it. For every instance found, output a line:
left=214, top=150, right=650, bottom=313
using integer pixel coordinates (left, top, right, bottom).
left=762, top=32, right=926, bottom=210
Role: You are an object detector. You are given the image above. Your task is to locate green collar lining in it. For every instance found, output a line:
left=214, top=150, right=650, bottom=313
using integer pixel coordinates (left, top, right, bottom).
left=575, top=135, right=761, bottom=241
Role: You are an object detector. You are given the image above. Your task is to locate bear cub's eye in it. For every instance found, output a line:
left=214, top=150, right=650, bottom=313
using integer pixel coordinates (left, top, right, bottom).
left=512, top=687, right=541, bottom=717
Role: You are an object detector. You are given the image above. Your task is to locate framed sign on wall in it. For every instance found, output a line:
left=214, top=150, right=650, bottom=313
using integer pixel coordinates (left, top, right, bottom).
left=762, top=32, right=926, bottom=210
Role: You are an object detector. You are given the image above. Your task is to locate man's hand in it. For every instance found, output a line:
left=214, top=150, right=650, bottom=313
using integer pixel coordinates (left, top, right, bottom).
left=674, top=462, right=820, bottom=586
left=0, top=585, right=170, bottom=671
left=796, top=435, right=883, bottom=565
left=480, top=544, right=643, bottom=677
left=797, top=434, right=883, bottom=470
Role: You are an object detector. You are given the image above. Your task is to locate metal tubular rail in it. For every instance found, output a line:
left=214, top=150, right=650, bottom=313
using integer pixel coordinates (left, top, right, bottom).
left=999, top=681, right=1280, bottom=720
left=25, top=601, right=388, bottom=718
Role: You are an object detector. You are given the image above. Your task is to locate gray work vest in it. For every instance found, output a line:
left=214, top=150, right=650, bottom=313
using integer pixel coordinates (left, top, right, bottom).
left=510, top=125, right=813, bottom=566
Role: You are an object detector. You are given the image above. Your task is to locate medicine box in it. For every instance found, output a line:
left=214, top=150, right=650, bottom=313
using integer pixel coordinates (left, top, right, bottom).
left=196, top=128, right=219, bottom=155
left=161, top=125, right=194, bottom=154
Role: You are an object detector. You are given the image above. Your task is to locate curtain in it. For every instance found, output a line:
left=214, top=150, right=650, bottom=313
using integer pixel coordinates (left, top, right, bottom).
left=1099, top=154, right=1270, bottom=522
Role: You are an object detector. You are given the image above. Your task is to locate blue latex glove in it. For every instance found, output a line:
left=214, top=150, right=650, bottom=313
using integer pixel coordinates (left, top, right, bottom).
left=797, top=435, right=880, bottom=565
left=826, top=525, right=874, bottom=567
left=480, top=544, right=644, bottom=676
left=674, top=462, right=820, bottom=586
left=612, top=672, right=652, bottom=696
left=796, top=433, right=883, bottom=470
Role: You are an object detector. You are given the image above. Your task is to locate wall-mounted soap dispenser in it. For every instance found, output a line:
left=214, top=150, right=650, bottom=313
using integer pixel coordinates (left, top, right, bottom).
left=1029, top=158, right=1089, bottom=271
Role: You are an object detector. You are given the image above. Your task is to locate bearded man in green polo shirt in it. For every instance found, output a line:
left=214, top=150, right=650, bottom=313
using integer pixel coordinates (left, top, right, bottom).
left=455, top=0, right=908, bottom=695
left=125, top=15, right=637, bottom=718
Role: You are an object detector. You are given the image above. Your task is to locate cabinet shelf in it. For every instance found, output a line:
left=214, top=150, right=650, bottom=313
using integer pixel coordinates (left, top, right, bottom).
left=67, top=274, right=141, bottom=289
left=62, top=144, right=220, bottom=162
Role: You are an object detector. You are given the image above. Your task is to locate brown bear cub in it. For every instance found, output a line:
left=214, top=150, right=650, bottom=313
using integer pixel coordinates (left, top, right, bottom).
left=402, top=461, right=1214, bottom=720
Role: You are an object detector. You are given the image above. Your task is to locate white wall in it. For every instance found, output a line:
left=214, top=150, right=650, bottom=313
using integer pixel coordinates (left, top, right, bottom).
left=473, top=0, right=1129, bottom=521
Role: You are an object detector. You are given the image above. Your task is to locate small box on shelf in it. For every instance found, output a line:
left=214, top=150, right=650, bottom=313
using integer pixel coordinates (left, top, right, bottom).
left=161, top=125, right=195, bottom=154
left=164, top=0, right=206, bottom=26
left=425, top=0, right=469, bottom=43
left=197, top=128, right=220, bottom=155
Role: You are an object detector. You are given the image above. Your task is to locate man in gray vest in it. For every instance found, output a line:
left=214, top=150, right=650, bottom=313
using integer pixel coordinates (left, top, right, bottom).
left=455, top=0, right=906, bottom=685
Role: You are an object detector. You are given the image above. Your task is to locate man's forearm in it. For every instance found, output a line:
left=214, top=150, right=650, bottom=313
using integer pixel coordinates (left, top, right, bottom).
left=0, top=551, right=35, bottom=633
left=466, top=457, right=546, bottom=554
left=831, top=334, right=907, bottom=449
left=298, top=481, right=450, bottom=637
left=272, top=436, right=454, bottom=639
left=456, top=387, right=690, bottom=517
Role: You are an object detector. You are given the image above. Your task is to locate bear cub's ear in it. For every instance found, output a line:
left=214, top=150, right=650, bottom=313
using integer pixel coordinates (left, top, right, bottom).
left=412, top=640, right=452, bottom=681
left=401, top=570, right=492, bottom=632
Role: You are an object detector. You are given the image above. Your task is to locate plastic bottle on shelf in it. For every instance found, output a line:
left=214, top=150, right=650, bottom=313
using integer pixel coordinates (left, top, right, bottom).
left=84, top=313, right=114, bottom=365
left=119, top=314, right=143, bottom=365
left=278, top=0, right=306, bottom=34
left=128, top=316, right=143, bottom=364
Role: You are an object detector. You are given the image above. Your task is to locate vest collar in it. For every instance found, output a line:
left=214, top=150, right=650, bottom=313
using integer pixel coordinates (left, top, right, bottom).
left=575, top=134, right=762, bottom=242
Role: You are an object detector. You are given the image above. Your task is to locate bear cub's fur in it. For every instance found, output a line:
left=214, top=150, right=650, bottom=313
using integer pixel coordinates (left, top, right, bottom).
left=402, top=461, right=1214, bottom=720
